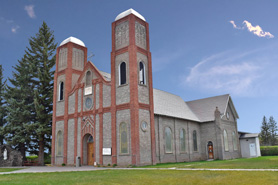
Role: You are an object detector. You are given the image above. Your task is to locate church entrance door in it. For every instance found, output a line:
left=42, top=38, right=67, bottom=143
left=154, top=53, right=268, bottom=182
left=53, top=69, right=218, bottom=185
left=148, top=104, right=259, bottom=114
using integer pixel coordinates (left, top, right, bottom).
left=87, top=135, right=94, bottom=165
left=208, top=141, right=214, bottom=159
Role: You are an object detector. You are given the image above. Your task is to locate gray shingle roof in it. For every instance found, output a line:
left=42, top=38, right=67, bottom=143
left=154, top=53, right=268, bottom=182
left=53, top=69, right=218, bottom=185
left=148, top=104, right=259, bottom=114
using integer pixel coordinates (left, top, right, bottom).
left=186, top=94, right=230, bottom=122
left=153, top=89, right=200, bottom=122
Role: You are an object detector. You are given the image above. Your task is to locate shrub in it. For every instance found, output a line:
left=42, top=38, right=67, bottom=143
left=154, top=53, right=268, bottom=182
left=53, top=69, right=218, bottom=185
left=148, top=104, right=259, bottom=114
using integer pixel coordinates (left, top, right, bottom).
left=113, top=164, right=117, bottom=168
left=260, top=146, right=278, bottom=156
left=62, top=163, right=66, bottom=166
left=108, top=163, right=111, bottom=166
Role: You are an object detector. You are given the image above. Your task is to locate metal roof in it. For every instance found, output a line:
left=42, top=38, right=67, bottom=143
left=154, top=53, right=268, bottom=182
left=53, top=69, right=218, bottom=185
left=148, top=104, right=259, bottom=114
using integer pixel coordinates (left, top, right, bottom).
left=153, top=89, right=200, bottom=122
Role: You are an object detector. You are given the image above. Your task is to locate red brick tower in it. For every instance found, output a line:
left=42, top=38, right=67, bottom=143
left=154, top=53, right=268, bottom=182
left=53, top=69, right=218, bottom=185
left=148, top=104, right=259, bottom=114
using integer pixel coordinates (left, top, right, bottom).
left=52, top=37, right=87, bottom=164
left=111, top=9, right=156, bottom=165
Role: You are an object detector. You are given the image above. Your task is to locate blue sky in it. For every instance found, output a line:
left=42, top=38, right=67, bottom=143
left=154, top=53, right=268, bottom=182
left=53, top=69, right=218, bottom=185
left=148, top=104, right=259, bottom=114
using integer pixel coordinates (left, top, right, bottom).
left=1, top=0, right=278, bottom=133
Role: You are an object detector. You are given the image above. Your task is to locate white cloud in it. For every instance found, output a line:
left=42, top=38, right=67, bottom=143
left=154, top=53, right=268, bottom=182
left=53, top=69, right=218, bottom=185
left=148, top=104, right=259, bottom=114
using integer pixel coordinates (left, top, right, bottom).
left=229, top=20, right=242, bottom=29
left=183, top=48, right=278, bottom=97
left=230, top=20, right=274, bottom=38
left=243, top=20, right=274, bottom=38
left=24, top=5, right=36, bottom=19
left=11, top=25, right=20, bottom=33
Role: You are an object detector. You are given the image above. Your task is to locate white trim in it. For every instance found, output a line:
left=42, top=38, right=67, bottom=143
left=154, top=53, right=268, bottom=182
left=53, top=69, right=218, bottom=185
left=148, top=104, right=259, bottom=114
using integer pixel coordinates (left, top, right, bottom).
left=115, top=8, right=146, bottom=21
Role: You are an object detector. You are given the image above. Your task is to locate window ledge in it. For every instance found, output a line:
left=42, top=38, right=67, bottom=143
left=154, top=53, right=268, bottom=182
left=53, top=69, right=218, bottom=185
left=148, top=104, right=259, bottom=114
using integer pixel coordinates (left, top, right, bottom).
left=118, top=83, right=129, bottom=88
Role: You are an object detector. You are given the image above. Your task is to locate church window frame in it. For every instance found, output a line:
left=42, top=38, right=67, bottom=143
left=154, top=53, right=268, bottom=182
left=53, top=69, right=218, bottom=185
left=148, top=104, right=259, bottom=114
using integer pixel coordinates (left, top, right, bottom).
left=56, top=130, right=63, bottom=156
left=119, top=62, right=127, bottom=85
left=193, top=130, right=198, bottom=152
left=139, top=61, right=146, bottom=85
left=232, top=131, right=238, bottom=151
left=86, top=70, right=92, bottom=87
left=119, top=122, right=128, bottom=154
left=165, top=127, right=173, bottom=153
left=58, top=81, right=64, bottom=101
left=180, top=128, right=186, bottom=153
left=224, top=129, right=229, bottom=152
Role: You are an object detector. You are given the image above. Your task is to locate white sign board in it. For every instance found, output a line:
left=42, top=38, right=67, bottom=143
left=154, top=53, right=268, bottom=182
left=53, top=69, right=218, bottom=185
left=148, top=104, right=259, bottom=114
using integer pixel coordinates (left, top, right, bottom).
left=103, top=148, right=112, bottom=156
left=249, top=143, right=256, bottom=157
left=84, top=86, right=92, bottom=95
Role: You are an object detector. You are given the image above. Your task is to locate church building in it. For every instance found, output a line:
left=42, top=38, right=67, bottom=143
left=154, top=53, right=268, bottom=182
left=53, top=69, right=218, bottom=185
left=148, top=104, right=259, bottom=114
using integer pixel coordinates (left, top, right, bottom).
left=51, top=9, right=241, bottom=166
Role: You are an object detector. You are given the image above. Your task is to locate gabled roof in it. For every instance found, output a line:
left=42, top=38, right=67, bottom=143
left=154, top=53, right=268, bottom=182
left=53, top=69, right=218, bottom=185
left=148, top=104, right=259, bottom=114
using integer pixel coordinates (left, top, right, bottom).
left=153, top=89, right=200, bottom=122
left=186, top=94, right=239, bottom=122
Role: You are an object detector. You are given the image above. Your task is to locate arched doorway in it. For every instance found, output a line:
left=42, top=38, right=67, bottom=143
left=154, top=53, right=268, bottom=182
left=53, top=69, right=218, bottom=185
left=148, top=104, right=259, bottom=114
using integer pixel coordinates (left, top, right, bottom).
left=82, top=134, right=94, bottom=165
left=207, top=141, right=214, bottom=159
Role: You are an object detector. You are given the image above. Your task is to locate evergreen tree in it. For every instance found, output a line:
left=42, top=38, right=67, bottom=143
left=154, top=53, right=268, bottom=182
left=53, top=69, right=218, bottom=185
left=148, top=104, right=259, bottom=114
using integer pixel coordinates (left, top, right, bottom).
left=4, top=56, right=35, bottom=159
left=259, top=116, right=270, bottom=145
left=0, top=65, right=7, bottom=145
left=268, top=116, right=277, bottom=145
left=27, top=22, right=57, bottom=165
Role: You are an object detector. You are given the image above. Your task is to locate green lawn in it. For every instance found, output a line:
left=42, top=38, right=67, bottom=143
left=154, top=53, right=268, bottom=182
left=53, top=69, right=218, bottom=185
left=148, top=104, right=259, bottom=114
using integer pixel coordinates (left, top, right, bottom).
left=141, top=156, right=278, bottom=169
left=0, top=168, right=23, bottom=172
left=0, top=170, right=277, bottom=185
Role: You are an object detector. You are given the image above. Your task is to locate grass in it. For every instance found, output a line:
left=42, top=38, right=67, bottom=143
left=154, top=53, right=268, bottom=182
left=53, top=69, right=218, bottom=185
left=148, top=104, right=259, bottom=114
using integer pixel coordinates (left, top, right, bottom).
left=0, top=168, right=23, bottom=172
left=0, top=170, right=278, bottom=185
left=140, top=156, right=278, bottom=169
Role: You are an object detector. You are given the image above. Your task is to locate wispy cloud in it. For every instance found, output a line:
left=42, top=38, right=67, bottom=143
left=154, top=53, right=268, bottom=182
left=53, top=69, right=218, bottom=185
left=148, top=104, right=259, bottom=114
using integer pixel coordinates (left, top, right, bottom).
left=182, top=47, right=278, bottom=97
left=0, top=17, right=19, bottom=33
left=24, top=5, right=36, bottom=19
left=229, top=21, right=242, bottom=29
left=11, top=25, right=20, bottom=33
left=230, top=20, right=274, bottom=38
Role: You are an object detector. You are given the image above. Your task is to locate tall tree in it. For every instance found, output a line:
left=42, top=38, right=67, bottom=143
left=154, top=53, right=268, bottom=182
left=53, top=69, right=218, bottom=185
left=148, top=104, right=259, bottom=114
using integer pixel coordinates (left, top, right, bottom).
left=0, top=65, right=7, bottom=145
left=259, top=116, right=270, bottom=146
left=27, top=22, right=57, bottom=165
left=268, top=116, right=277, bottom=145
left=4, top=56, right=35, bottom=159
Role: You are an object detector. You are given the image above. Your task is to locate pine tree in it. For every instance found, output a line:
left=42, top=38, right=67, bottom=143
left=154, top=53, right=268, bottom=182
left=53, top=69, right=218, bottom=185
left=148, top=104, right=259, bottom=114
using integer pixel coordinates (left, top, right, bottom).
left=27, top=22, right=57, bottom=165
left=0, top=65, right=7, bottom=145
left=4, top=56, right=35, bottom=159
left=259, top=116, right=270, bottom=146
left=268, top=116, right=277, bottom=145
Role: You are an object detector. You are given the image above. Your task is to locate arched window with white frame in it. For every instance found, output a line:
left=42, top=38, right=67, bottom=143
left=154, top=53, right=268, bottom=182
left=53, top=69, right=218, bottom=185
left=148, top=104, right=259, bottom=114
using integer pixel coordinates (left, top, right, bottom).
left=165, top=127, right=172, bottom=153
left=224, top=129, right=229, bottom=151
left=193, top=130, right=198, bottom=151
left=119, top=62, right=126, bottom=85
left=57, top=130, right=63, bottom=156
left=180, top=128, right=186, bottom=152
left=86, top=71, right=92, bottom=86
left=232, top=131, right=238, bottom=150
left=139, top=61, right=146, bottom=85
left=120, top=122, right=128, bottom=154
left=59, top=81, right=64, bottom=101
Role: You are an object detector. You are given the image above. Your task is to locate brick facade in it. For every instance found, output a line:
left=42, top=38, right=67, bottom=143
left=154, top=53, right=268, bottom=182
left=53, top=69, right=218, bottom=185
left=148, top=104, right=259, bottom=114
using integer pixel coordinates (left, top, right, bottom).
left=51, top=9, right=241, bottom=166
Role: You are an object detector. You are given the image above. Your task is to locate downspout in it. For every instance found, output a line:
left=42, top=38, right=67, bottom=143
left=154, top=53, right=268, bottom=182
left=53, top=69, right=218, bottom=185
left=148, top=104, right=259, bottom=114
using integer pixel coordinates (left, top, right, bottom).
left=174, top=118, right=177, bottom=162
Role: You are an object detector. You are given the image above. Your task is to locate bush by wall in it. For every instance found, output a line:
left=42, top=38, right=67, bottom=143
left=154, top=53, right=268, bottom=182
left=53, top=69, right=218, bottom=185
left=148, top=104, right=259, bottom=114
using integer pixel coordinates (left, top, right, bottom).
left=260, top=146, right=278, bottom=156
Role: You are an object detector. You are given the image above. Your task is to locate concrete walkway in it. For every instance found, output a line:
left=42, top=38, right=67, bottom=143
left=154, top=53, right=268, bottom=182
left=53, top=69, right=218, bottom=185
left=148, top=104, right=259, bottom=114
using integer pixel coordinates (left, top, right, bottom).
left=1, top=166, right=278, bottom=175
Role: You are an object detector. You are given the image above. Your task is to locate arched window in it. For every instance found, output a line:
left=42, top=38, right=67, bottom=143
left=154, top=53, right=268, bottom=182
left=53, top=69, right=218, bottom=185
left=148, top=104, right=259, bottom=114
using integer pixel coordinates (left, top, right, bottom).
left=139, top=61, right=146, bottom=85
left=57, top=131, right=63, bottom=156
left=86, top=71, right=92, bottom=86
left=59, top=82, right=64, bottom=101
left=119, top=62, right=126, bottom=85
left=232, top=131, right=238, bottom=150
left=180, top=129, right=186, bottom=152
left=224, top=130, right=229, bottom=151
left=165, top=127, right=172, bottom=153
left=120, top=122, right=128, bottom=154
left=193, top=130, right=198, bottom=151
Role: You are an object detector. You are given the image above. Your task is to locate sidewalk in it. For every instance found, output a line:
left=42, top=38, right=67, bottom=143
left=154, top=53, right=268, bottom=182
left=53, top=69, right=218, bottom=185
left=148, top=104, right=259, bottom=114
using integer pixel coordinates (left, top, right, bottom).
left=1, top=166, right=278, bottom=175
